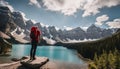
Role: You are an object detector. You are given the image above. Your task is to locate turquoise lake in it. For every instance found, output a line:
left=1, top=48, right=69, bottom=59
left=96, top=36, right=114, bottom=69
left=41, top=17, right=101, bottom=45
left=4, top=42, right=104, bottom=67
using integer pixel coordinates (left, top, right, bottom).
left=11, top=44, right=83, bottom=64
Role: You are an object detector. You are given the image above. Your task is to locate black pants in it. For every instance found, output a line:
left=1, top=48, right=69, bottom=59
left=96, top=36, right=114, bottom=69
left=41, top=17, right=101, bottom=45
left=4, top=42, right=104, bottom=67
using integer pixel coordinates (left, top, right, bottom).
left=30, top=41, right=37, bottom=59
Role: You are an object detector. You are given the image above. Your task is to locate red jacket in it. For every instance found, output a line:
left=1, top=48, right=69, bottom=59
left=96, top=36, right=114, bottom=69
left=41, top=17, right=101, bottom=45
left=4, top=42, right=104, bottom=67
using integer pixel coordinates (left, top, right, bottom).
left=36, top=29, right=41, bottom=43
left=30, top=27, right=41, bottom=43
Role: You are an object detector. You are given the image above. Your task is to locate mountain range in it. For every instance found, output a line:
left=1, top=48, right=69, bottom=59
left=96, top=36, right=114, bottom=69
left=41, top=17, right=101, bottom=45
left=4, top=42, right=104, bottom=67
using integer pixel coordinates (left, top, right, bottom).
left=0, top=6, right=118, bottom=44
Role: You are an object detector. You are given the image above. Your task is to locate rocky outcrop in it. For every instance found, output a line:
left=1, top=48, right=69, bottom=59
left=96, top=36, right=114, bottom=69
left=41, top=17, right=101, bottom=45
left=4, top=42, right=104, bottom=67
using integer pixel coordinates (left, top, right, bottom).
left=0, top=31, right=12, bottom=55
left=20, top=56, right=49, bottom=68
left=0, top=37, right=12, bottom=55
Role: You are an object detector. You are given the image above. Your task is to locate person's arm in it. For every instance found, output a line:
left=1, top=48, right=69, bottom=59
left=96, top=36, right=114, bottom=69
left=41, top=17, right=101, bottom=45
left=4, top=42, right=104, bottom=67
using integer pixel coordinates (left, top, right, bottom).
left=38, top=31, right=41, bottom=43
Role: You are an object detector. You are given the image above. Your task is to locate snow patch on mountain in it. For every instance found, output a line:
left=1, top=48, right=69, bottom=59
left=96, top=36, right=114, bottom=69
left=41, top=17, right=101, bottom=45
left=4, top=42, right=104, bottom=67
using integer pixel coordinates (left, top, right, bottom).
left=11, top=28, right=17, bottom=35
left=81, top=27, right=88, bottom=31
left=0, top=31, right=11, bottom=39
left=43, top=37, right=56, bottom=45
left=64, top=26, right=73, bottom=31
left=19, top=11, right=29, bottom=21
left=40, top=23, right=49, bottom=27
left=30, top=19, right=36, bottom=24
left=66, top=38, right=99, bottom=43
left=11, top=27, right=29, bottom=43
left=55, top=27, right=60, bottom=31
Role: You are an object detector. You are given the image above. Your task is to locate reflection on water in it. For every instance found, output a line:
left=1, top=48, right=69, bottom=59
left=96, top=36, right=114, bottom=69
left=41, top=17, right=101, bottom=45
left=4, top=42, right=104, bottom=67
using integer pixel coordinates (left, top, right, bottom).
left=11, top=44, right=83, bottom=64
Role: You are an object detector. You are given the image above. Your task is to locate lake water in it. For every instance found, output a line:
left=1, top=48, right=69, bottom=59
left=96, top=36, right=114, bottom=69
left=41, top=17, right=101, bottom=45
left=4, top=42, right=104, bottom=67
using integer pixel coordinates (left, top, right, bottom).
left=11, top=44, right=83, bottom=64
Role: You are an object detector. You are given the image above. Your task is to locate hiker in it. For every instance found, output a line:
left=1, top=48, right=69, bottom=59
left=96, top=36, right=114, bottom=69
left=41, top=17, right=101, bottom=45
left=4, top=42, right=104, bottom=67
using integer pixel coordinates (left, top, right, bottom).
left=30, top=26, right=41, bottom=60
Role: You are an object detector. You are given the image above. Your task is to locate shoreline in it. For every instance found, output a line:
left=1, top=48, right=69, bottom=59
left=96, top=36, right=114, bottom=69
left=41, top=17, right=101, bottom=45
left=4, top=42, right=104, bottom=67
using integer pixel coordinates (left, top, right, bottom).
left=76, top=51, right=92, bottom=62
left=0, top=58, right=88, bottom=69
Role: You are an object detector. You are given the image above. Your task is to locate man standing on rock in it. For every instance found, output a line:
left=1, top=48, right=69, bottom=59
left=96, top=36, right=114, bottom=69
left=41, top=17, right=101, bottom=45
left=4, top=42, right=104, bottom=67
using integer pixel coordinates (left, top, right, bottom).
left=30, top=26, right=41, bottom=60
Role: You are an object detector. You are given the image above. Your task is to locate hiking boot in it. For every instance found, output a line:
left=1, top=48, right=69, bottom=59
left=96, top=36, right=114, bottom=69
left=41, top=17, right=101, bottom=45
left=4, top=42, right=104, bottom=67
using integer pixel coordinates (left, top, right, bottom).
left=30, top=57, right=33, bottom=60
left=33, top=57, right=36, bottom=60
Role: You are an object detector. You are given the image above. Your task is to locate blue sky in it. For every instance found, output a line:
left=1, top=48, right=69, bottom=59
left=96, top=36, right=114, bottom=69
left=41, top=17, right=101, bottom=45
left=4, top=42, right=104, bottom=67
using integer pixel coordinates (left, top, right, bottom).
left=1, top=0, right=120, bottom=29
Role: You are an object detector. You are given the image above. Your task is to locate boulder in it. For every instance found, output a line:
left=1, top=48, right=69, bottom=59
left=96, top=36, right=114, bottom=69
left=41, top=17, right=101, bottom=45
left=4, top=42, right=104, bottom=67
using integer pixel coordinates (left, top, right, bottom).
left=20, top=57, right=49, bottom=68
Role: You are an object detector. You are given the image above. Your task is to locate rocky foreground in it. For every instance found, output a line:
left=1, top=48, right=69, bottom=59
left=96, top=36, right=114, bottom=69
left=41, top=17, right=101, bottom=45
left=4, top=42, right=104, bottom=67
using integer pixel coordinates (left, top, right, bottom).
left=0, top=56, right=88, bottom=69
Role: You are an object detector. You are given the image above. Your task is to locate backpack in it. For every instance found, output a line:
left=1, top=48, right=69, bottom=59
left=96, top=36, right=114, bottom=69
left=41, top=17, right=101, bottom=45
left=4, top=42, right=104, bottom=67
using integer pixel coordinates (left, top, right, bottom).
left=30, top=26, right=37, bottom=40
left=30, top=31, right=36, bottom=40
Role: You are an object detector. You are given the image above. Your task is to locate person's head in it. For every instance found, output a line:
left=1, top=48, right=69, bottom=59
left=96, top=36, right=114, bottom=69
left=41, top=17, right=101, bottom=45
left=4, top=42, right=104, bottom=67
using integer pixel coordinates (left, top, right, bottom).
left=31, top=26, right=36, bottom=32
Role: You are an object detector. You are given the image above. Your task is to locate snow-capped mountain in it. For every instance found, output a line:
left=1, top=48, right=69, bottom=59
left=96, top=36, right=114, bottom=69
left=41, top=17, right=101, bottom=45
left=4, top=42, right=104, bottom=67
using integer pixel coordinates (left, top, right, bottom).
left=86, top=24, right=113, bottom=39
left=0, top=6, right=117, bottom=44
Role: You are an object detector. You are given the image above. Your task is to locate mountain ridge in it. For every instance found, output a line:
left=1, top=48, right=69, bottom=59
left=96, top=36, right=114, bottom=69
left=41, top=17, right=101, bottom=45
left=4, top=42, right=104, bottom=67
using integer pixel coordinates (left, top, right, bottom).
left=0, top=6, right=119, bottom=44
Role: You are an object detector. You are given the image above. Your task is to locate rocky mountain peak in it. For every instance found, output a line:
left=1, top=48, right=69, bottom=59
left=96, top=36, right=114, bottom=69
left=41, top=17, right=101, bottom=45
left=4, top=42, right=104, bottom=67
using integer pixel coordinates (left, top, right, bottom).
left=12, top=12, right=23, bottom=18
left=87, top=24, right=102, bottom=32
left=0, top=6, right=16, bottom=33
left=0, top=6, right=11, bottom=13
left=72, top=27, right=84, bottom=31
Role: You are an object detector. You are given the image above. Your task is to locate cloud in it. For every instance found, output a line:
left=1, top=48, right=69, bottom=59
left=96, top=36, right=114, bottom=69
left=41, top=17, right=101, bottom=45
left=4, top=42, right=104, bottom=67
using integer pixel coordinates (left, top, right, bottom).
left=95, top=15, right=109, bottom=26
left=29, top=0, right=120, bottom=16
left=29, top=0, right=41, bottom=8
left=0, top=0, right=14, bottom=12
left=82, top=0, right=120, bottom=17
left=42, top=0, right=84, bottom=16
left=29, top=0, right=85, bottom=16
left=107, top=18, right=120, bottom=28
